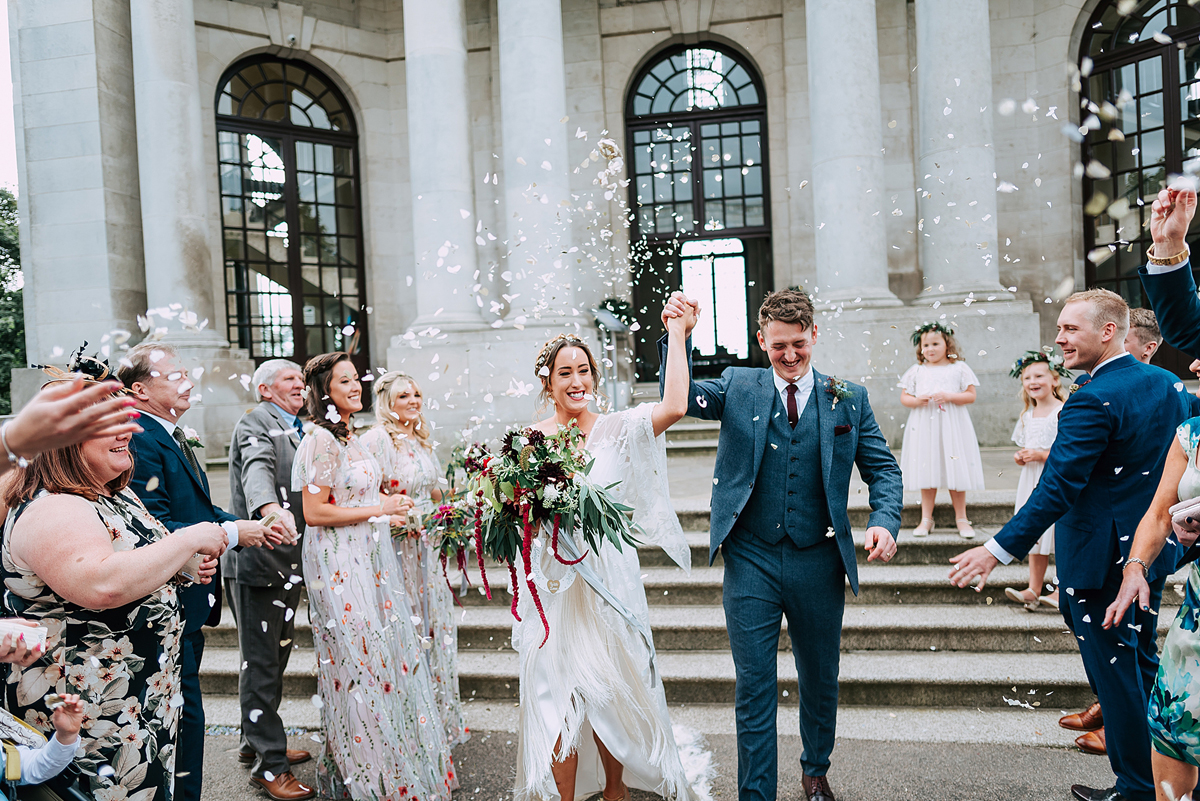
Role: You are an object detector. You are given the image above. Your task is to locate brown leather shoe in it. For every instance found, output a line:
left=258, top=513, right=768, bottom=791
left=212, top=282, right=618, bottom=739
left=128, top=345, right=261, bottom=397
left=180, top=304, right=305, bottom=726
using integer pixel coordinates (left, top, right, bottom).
left=1059, top=702, right=1103, bottom=732
left=250, top=771, right=316, bottom=801
left=802, top=774, right=836, bottom=801
left=1075, top=727, right=1107, bottom=756
left=239, top=749, right=313, bottom=766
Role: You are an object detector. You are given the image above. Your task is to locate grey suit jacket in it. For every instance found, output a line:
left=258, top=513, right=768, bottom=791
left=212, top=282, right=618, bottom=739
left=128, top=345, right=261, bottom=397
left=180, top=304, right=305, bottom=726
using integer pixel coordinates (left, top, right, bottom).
left=222, top=402, right=307, bottom=587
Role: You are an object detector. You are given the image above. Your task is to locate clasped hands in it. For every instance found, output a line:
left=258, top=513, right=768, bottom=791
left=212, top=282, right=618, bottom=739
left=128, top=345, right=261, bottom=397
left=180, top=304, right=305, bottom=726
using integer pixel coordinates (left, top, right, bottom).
left=661, top=291, right=702, bottom=335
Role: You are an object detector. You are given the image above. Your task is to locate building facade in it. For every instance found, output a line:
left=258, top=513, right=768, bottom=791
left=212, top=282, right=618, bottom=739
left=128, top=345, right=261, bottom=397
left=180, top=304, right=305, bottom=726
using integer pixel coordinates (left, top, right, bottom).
left=7, top=0, right=1182, bottom=453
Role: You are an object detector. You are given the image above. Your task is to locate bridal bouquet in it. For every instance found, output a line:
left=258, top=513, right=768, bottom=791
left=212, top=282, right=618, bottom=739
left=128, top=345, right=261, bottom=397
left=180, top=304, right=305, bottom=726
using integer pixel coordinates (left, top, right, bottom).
left=425, top=493, right=475, bottom=604
left=463, top=422, right=641, bottom=647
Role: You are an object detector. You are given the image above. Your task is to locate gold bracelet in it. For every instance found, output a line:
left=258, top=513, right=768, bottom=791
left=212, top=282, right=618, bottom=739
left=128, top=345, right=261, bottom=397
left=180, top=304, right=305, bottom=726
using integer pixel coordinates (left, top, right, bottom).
left=1147, top=243, right=1190, bottom=266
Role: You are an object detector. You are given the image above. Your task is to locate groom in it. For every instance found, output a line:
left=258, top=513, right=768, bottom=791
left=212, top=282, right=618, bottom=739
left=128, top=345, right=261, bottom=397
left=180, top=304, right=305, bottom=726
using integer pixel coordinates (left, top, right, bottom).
left=659, top=289, right=903, bottom=801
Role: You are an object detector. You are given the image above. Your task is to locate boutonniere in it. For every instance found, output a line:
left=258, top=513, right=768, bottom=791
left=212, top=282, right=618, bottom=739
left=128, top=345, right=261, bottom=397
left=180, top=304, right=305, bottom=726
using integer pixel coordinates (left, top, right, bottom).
left=825, top=376, right=852, bottom=409
left=1069, top=378, right=1092, bottom=396
left=181, top=426, right=204, bottom=449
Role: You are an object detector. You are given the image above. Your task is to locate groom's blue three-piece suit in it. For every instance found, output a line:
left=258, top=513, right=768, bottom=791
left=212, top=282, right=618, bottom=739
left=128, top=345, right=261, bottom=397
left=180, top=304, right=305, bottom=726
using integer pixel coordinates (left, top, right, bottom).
left=659, top=337, right=903, bottom=801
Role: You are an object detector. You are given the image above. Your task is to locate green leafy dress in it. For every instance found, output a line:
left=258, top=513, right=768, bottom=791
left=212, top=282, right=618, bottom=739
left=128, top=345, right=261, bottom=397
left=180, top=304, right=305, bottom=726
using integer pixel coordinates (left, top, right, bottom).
left=1149, top=417, right=1200, bottom=765
left=0, top=489, right=183, bottom=801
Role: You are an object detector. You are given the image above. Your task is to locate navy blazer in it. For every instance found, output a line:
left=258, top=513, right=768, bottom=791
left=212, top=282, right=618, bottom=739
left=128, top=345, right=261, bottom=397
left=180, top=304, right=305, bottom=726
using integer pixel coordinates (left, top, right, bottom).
left=993, top=355, right=1190, bottom=590
left=657, top=336, right=903, bottom=593
left=1140, top=261, right=1200, bottom=359
left=128, top=420, right=237, bottom=632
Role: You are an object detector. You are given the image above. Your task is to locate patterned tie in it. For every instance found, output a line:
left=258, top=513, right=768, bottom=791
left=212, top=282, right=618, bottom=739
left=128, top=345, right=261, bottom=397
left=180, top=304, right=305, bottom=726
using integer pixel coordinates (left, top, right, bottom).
left=171, top=427, right=204, bottom=480
left=786, top=383, right=799, bottom=429
left=293, top=416, right=305, bottom=437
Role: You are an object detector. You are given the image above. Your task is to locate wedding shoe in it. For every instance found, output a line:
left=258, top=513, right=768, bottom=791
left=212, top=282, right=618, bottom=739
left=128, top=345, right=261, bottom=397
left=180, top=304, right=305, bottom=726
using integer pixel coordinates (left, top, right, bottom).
left=956, top=518, right=975, bottom=539
left=602, top=785, right=631, bottom=801
left=1039, top=592, right=1059, bottom=610
left=1004, top=587, right=1038, bottom=610
left=912, top=517, right=934, bottom=537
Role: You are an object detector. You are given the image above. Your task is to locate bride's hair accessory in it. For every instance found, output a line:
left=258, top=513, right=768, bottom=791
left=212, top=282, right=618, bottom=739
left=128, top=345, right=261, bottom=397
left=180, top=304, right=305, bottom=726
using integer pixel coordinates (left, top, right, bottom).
left=1009, top=349, right=1071, bottom=380
left=534, top=334, right=586, bottom=376
left=910, top=321, right=955, bottom=346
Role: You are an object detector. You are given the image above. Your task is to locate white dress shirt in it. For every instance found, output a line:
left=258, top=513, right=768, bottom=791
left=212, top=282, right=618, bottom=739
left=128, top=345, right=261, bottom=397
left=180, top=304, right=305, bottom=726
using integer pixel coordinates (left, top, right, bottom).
left=773, top=367, right=815, bottom=417
left=983, top=350, right=1132, bottom=565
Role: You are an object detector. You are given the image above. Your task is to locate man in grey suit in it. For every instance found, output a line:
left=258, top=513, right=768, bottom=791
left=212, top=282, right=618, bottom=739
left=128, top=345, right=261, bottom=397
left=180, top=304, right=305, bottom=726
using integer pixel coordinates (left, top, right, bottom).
left=225, top=359, right=314, bottom=801
left=659, top=289, right=903, bottom=801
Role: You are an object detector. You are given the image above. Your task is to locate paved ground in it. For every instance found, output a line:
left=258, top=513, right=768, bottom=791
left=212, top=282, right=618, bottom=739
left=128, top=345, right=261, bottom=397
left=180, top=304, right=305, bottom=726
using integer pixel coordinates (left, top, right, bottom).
left=204, top=729, right=1115, bottom=801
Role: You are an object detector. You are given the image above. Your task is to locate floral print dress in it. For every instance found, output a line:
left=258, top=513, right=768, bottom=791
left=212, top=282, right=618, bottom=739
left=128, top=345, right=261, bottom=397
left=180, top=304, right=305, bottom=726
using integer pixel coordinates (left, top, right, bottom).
left=293, top=427, right=455, bottom=800
left=359, top=429, right=466, bottom=749
left=1149, top=416, right=1200, bottom=765
left=0, top=488, right=183, bottom=801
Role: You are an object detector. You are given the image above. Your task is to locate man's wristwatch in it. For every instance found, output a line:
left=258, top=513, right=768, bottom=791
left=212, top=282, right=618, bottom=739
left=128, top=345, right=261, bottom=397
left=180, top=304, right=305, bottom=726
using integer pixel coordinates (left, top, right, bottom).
left=1124, top=556, right=1150, bottom=577
left=1147, top=243, right=1190, bottom=266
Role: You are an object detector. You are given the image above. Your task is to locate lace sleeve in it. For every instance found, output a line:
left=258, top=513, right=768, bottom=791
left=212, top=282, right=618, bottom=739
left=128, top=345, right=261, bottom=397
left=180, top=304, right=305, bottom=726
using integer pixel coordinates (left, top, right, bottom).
left=1011, top=413, right=1026, bottom=448
left=957, top=361, right=982, bottom=390
left=898, top=365, right=919, bottom=395
left=291, top=428, right=341, bottom=492
left=1178, top=418, right=1200, bottom=461
left=613, top=404, right=691, bottom=574
left=358, top=428, right=394, bottom=486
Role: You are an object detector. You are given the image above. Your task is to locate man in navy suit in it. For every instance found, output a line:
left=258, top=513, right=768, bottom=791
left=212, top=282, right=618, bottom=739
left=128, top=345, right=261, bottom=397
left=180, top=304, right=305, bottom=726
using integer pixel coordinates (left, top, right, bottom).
left=119, top=343, right=281, bottom=801
left=659, top=289, right=903, bottom=801
left=949, top=289, right=1192, bottom=801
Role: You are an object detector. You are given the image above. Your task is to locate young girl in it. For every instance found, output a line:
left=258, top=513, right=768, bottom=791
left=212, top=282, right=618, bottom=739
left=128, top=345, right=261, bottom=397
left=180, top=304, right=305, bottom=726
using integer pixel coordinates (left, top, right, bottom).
left=1003, top=351, right=1068, bottom=611
left=898, top=322, right=986, bottom=538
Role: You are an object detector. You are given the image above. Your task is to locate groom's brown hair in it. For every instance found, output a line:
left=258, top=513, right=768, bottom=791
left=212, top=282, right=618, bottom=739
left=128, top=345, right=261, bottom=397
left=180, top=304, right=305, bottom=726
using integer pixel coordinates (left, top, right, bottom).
left=757, top=289, right=814, bottom=332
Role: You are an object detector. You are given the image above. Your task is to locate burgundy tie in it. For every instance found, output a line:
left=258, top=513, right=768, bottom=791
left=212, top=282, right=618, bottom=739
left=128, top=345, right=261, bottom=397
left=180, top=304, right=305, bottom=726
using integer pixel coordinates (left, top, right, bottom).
left=786, top=383, right=798, bottom=428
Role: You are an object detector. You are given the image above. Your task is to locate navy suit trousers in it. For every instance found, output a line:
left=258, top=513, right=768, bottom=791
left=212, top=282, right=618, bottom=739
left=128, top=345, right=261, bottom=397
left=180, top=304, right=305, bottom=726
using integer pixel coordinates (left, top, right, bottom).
left=176, top=629, right=207, bottom=801
left=722, top=530, right=845, bottom=801
left=1060, top=566, right=1164, bottom=801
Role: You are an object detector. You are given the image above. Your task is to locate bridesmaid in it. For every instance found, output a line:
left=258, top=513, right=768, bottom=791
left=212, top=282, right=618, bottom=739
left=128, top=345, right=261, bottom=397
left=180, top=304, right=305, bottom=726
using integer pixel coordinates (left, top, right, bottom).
left=293, top=353, right=455, bottom=801
left=361, top=372, right=467, bottom=747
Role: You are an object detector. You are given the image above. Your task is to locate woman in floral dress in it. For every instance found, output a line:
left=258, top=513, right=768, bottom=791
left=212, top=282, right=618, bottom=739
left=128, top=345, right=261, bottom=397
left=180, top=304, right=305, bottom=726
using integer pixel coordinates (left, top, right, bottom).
left=360, top=373, right=466, bottom=748
left=294, top=352, right=455, bottom=801
left=1, top=427, right=228, bottom=801
left=1107, top=414, right=1200, bottom=801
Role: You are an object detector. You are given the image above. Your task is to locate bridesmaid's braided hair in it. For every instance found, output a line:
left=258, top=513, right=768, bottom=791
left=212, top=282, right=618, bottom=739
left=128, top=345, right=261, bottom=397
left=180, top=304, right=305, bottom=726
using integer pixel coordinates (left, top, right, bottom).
left=303, top=351, right=353, bottom=443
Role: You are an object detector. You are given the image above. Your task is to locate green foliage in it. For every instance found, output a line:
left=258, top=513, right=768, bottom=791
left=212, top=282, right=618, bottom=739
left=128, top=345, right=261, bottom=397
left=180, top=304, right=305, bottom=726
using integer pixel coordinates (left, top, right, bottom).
left=0, top=189, right=22, bottom=415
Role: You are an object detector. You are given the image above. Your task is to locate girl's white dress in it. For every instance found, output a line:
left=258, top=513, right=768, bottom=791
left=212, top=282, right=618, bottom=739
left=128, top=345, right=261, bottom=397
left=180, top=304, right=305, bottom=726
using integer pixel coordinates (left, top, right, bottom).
left=1011, top=407, right=1061, bottom=556
left=898, top=361, right=986, bottom=491
left=513, top=404, right=712, bottom=801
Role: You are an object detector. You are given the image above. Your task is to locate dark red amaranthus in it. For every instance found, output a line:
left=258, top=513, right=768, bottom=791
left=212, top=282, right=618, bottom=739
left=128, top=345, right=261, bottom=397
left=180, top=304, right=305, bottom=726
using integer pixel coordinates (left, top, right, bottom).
left=550, top=513, right=586, bottom=566
left=508, top=562, right=521, bottom=622
left=474, top=490, right=491, bottom=600
left=520, top=500, right=550, bottom=648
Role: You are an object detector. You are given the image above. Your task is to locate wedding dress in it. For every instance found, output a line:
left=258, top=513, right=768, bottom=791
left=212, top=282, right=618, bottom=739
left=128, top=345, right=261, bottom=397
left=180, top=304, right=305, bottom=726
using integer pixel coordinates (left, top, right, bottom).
left=512, top=403, right=713, bottom=801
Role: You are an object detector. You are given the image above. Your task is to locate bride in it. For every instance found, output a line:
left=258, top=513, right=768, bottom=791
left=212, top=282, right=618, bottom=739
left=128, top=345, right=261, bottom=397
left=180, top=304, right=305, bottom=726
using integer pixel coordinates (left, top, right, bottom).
left=513, top=301, right=707, bottom=801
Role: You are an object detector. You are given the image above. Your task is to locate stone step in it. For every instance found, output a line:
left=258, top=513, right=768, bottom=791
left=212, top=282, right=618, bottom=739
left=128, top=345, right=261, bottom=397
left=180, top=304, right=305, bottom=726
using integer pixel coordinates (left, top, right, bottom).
left=666, top=439, right=719, bottom=457
left=454, top=563, right=1180, bottom=608
left=664, top=418, right=721, bottom=442
left=204, top=606, right=315, bottom=650
left=673, top=490, right=1021, bottom=530
left=457, top=603, right=1150, bottom=654
left=457, top=650, right=1094, bottom=709
left=198, top=647, right=318, bottom=697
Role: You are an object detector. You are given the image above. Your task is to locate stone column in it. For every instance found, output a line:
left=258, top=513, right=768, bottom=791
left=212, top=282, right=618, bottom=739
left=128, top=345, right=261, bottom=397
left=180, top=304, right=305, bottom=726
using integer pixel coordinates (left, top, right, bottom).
left=805, top=0, right=900, bottom=308
left=913, top=0, right=1008, bottom=301
left=129, top=0, right=224, bottom=342
left=403, top=0, right=482, bottom=329
left=497, top=0, right=574, bottom=322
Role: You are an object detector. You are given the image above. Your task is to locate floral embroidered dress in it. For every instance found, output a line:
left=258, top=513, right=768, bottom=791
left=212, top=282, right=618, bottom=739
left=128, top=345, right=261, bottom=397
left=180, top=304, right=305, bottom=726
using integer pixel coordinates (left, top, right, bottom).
left=514, top=404, right=708, bottom=801
left=293, top=427, right=455, bottom=801
left=0, top=488, right=183, bottom=801
left=359, top=428, right=466, bottom=749
left=897, top=361, right=986, bottom=491
left=1149, top=416, right=1200, bottom=765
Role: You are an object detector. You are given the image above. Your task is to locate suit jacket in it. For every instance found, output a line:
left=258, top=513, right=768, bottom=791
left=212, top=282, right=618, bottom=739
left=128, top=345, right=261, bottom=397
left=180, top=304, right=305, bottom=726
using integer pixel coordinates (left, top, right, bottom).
left=129, top=420, right=237, bottom=632
left=993, top=355, right=1189, bottom=590
left=1140, top=261, right=1200, bottom=359
left=657, top=336, right=903, bottom=593
left=222, top=403, right=306, bottom=588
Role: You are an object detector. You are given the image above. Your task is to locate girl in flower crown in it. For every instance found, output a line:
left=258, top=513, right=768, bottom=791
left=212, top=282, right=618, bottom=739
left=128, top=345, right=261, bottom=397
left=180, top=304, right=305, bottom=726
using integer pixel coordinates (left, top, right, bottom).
left=1003, top=351, right=1069, bottom=611
left=898, top=321, right=986, bottom=538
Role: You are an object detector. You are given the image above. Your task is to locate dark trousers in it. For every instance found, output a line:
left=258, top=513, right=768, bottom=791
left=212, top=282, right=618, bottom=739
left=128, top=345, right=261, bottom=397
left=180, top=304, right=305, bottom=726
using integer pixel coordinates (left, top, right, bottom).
left=1060, top=567, right=1165, bottom=801
left=226, top=578, right=302, bottom=778
left=722, top=530, right=845, bottom=801
left=176, top=628, right=206, bottom=801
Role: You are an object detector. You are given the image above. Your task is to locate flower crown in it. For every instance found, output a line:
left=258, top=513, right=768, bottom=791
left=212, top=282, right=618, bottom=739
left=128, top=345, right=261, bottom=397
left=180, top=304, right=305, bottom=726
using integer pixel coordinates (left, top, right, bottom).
left=534, top=334, right=586, bottom=377
left=910, top=321, right=955, bottom=346
left=36, top=341, right=126, bottom=391
left=1009, top=349, right=1072, bottom=380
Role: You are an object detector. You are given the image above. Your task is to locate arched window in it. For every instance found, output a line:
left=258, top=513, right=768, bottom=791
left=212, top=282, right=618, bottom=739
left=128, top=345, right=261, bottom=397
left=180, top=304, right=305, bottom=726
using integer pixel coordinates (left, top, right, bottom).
left=215, top=56, right=368, bottom=370
left=625, top=45, right=772, bottom=380
left=1081, top=0, right=1200, bottom=374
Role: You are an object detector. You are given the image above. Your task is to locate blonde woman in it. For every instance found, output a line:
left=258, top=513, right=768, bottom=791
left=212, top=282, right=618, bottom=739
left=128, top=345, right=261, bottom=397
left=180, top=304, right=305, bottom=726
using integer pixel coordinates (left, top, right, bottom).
left=360, top=373, right=466, bottom=747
